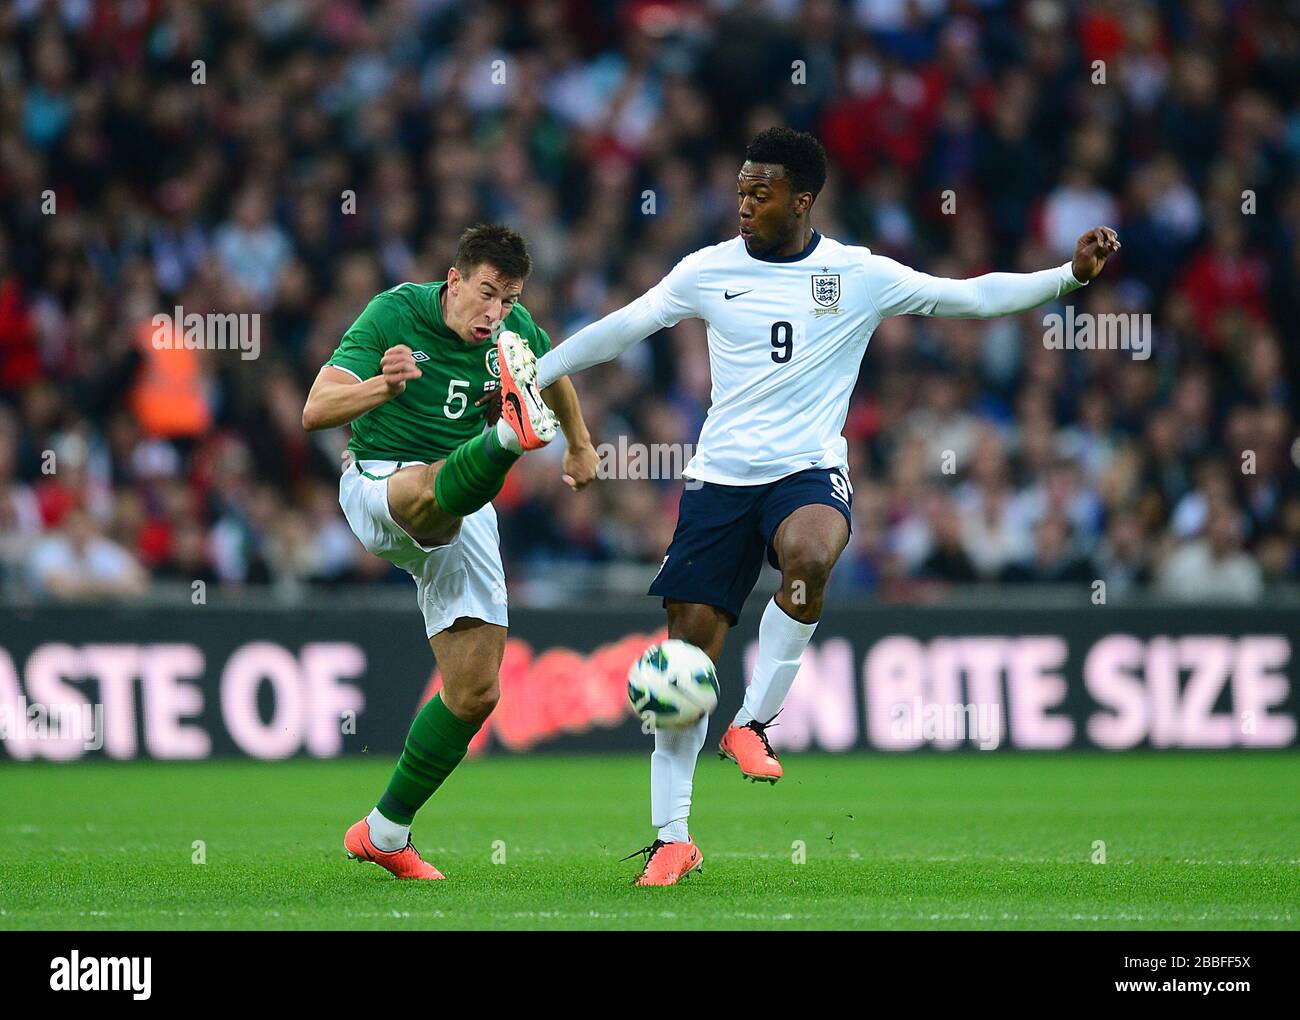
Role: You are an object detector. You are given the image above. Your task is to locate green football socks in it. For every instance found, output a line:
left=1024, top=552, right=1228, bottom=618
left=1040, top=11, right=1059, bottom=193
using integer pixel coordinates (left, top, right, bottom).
left=377, top=693, right=482, bottom=825
left=431, top=428, right=519, bottom=517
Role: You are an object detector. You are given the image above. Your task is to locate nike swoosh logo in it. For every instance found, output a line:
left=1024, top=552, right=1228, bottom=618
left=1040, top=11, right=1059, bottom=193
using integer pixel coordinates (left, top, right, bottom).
left=503, top=390, right=524, bottom=425
left=724, top=289, right=752, bottom=300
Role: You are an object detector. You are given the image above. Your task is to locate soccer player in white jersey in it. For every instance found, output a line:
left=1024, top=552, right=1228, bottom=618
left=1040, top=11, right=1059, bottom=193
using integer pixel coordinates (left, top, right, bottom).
left=536, top=127, right=1120, bottom=886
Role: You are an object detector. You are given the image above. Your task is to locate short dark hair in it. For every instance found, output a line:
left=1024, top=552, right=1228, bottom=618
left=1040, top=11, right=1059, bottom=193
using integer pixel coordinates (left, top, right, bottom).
left=744, top=127, right=828, bottom=201
left=454, top=223, right=532, bottom=281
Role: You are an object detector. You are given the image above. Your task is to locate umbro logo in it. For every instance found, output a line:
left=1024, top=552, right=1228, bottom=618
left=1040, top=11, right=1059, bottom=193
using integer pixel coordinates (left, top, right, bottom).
left=724, top=289, right=752, bottom=300
left=411, top=351, right=430, bottom=362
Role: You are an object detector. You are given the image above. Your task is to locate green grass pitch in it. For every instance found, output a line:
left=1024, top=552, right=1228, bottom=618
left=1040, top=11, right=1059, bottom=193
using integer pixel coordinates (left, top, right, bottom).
left=1, top=752, right=1296, bottom=930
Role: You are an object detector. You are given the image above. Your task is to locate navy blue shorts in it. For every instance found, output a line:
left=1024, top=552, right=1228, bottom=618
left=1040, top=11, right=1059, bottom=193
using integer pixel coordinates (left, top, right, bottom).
left=648, top=467, right=853, bottom=625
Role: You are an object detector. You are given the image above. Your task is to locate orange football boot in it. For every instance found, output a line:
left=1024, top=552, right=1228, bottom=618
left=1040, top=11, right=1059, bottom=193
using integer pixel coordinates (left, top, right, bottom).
left=625, top=839, right=704, bottom=887
left=719, top=718, right=782, bottom=783
left=496, top=329, right=557, bottom=450
left=344, top=817, right=444, bottom=880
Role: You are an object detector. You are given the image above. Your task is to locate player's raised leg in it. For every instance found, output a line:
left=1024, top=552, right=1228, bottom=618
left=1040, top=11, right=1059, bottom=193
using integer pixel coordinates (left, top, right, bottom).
left=346, top=617, right=504, bottom=879
left=721, top=500, right=850, bottom=783
left=383, top=331, right=556, bottom=547
left=630, top=600, right=728, bottom=886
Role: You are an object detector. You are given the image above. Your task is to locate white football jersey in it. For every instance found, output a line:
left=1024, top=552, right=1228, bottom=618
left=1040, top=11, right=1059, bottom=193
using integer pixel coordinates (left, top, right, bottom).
left=637, top=231, right=1082, bottom=485
left=538, top=229, right=1082, bottom=486
left=645, top=232, right=880, bottom=484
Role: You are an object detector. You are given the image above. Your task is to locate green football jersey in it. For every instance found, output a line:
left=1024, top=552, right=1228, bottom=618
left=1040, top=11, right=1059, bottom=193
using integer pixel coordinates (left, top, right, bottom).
left=325, top=280, right=551, bottom=463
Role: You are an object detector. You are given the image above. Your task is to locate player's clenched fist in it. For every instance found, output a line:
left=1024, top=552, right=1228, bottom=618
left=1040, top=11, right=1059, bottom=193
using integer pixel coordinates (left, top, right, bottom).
left=381, top=344, right=422, bottom=395
left=1071, top=226, right=1121, bottom=283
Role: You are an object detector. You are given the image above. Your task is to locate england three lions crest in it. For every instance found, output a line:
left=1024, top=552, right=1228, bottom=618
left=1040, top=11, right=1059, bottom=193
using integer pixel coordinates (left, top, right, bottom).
left=811, top=273, right=841, bottom=315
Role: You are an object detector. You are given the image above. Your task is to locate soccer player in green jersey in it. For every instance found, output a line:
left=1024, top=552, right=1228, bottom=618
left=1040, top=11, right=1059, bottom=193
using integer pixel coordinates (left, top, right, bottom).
left=303, top=224, right=598, bottom=880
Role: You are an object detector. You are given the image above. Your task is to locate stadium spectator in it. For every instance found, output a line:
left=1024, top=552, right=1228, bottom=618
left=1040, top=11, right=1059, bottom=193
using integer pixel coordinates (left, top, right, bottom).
left=999, top=513, right=1095, bottom=586
left=1157, top=505, right=1264, bottom=603
left=27, top=507, right=147, bottom=599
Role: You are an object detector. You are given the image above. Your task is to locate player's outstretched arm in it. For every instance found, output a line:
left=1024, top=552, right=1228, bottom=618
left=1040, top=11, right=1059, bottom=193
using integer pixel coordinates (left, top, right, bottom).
left=871, top=226, right=1121, bottom=321
left=301, top=345, right=421, bottom=431
left=540, top=375, right=598, bottom=490
left=535, top=292, right=671, bottom=390
left=536, top=252, right=702, bottom=389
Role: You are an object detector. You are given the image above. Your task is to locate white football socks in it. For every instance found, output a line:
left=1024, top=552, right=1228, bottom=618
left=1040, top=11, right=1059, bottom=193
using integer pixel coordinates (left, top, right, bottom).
left=494, top=416, right=523, bottom=454
left=366, top=807, right=410, bottom=852
left=651, top=714, right=708, bottom=845
left=733, top=597, right=818, bottom=727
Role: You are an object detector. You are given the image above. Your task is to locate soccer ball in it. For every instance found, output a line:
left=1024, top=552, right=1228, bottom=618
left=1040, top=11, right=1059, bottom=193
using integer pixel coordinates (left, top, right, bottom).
left=627, top=640, right=720, bottom=730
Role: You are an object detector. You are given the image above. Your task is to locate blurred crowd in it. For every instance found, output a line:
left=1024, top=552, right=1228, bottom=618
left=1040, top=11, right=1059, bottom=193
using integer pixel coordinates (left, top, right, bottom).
left=1, top=0, right=1298, bottom=603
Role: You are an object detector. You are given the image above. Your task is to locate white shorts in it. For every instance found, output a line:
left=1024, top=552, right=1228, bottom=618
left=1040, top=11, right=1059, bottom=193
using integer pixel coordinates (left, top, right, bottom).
left=338, top=457, right=508, bottom=638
